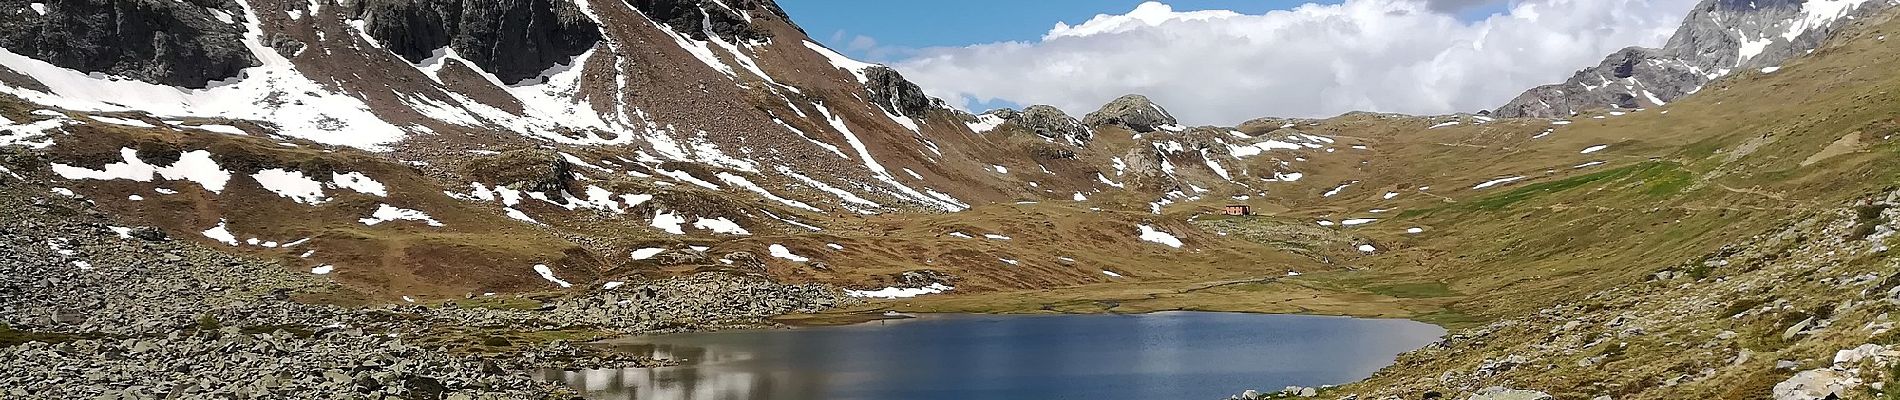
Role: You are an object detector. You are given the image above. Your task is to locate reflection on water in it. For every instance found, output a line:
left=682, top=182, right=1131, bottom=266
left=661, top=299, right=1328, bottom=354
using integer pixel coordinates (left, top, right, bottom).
left=538, top=312, right=1445, bottom=400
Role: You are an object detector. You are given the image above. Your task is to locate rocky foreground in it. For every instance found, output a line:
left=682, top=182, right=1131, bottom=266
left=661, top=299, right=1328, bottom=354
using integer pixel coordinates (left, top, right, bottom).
left=0, top=170, right=852, bottom=399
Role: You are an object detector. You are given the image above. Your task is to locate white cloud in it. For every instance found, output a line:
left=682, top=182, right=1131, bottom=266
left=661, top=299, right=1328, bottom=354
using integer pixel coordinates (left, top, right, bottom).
left=847, top=35, right=880, bottom=52
left=893, top=0, right=1696, bottom=124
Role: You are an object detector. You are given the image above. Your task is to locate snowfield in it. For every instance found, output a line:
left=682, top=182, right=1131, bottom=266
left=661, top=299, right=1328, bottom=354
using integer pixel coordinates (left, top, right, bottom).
left=358, top=204, right=444, bottom=227
left=847, top=283, right=954, bottom=299
left=1138, top=224, right=1184, bottom=248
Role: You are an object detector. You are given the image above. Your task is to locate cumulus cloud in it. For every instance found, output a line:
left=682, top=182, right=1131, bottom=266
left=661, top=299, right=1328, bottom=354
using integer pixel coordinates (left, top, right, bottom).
left=892, top=0, right=1698, bottom=125
left=1423, top=0, right=1510, bottom=12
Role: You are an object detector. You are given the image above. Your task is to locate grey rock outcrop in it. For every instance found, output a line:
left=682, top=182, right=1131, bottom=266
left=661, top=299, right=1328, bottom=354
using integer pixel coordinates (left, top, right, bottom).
left=1083, top=94, right=1179, bottom=133
left=0, top=0, right=257, bottom=88
left=625, top=0, right=795, bottom=43
left=1004, top=105, right=1093, bottom=145
left=461, top=149, right=576, bottom=194
left=351, top=0, right=602, bottom=85
left=864, top=66, right=937, bottom=119
left=1496, top=0, right=1896, bottom=118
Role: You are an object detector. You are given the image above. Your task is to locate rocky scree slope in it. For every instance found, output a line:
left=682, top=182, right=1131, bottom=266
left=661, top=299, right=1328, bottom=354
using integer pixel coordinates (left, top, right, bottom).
left=0, top=151, right=857, bottom=398
left=1496, top=0, right=1898, bottom=118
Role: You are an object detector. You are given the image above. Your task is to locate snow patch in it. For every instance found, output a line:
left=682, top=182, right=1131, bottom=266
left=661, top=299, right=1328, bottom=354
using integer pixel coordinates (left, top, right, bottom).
left=331, top=172, right=387, bottom=197
left=1137, top=224, right=1183, bottom=248
left=52, top=148, right=232, bottom=193
left=532, top=264, right=573, bottom=288
left=651, top=210, right=687, bottom=235
left=767, top=244, right=808, bottom=262
left=846, top=283, right=953, bottom=299
left=202, top=220, right=238, bottom=246
left=631, top=247, right=666, bottom=260
left=252, top=168, right=327, bottom=204
left=693, top=217, right=750, bottom=236
left=1472, top=176, right=1528, bottom=190
left=358, top=204, right=443, bottom=227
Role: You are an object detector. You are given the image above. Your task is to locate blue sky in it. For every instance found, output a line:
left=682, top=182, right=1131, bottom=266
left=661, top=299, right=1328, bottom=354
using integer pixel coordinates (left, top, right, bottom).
left=781, top=1, right=1510, bottom=62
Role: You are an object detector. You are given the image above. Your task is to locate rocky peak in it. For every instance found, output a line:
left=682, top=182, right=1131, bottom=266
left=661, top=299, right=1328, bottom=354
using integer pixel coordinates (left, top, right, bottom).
left=1495, top=0, right=1895, bottom=118
left=1006, top=105, right=1092, bottom=145
left=0, top=0, right=256, bottom=88
left=1083, top=94, right=1179, bottom=133
left=863, top=66, right=937, bottom=118
left=625, top=0, right=794, bottom=43
left=979, top=108, right=1021, bottom=120
left=352, top=0, right=602, bottom=85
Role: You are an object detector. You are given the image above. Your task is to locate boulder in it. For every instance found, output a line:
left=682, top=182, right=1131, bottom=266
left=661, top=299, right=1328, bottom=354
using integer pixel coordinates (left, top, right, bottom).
left=128, top=226, right=168, bottom=242
left=1772, top=369, right=1860, bottom=400
left=1468, top=386, right=1554, bottom=400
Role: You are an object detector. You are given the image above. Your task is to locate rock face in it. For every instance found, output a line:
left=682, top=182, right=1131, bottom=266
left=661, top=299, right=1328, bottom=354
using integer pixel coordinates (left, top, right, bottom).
left=625, top=0, right=793, bottom=42
left=1495, top=0, right=1896, bottom=117
left=863, top=66, right=935, bottom=118
left=1083, top=94, right=1178, bottom=133
left=351, top=0, right=603, bottom=84
left=1497, top=47, right=1706, bottom=117
left=0, top=0, right=257, bottom=88
left=1006, top=105, right=1093, bottom=145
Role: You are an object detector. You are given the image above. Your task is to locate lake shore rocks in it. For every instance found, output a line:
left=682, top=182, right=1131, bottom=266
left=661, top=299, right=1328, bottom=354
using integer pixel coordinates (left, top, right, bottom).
left=0, top=177, right=847, bottom=398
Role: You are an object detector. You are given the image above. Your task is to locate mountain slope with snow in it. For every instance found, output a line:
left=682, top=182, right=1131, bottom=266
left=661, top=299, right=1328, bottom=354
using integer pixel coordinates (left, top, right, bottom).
left=1495, top=0, right=1896, bottom=117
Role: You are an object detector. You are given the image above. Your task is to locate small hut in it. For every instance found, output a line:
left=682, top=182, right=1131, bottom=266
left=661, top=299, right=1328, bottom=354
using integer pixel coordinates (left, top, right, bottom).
left=1221, top=204, right=1250, bottom=216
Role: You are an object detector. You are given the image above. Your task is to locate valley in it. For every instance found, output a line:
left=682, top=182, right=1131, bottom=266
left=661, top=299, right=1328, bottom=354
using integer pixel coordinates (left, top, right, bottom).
left=3, top=0, right=1900, bottom=399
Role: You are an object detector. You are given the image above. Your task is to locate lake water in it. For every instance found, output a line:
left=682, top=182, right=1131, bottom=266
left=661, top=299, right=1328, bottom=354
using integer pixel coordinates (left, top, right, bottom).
left=539, top=312, right=1445, bottom=400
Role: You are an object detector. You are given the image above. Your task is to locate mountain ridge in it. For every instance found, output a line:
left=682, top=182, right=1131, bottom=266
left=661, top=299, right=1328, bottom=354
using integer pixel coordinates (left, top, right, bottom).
left=1495, top=0, right=1897, bottom=117
left=5, top=0, right=1900, bottom=398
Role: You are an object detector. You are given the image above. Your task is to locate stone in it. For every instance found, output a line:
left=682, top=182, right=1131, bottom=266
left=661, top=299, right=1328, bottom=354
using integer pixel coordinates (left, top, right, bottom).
left=1468, top=386, right=1554, bottom=400
left=128, top=227, right=167, bottom=241
left=1783, top=317, right=1814, bottom=340
left=1773, top=369, right=1861, bottom=400
left=1832, top=344, right=1891, bottom=365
